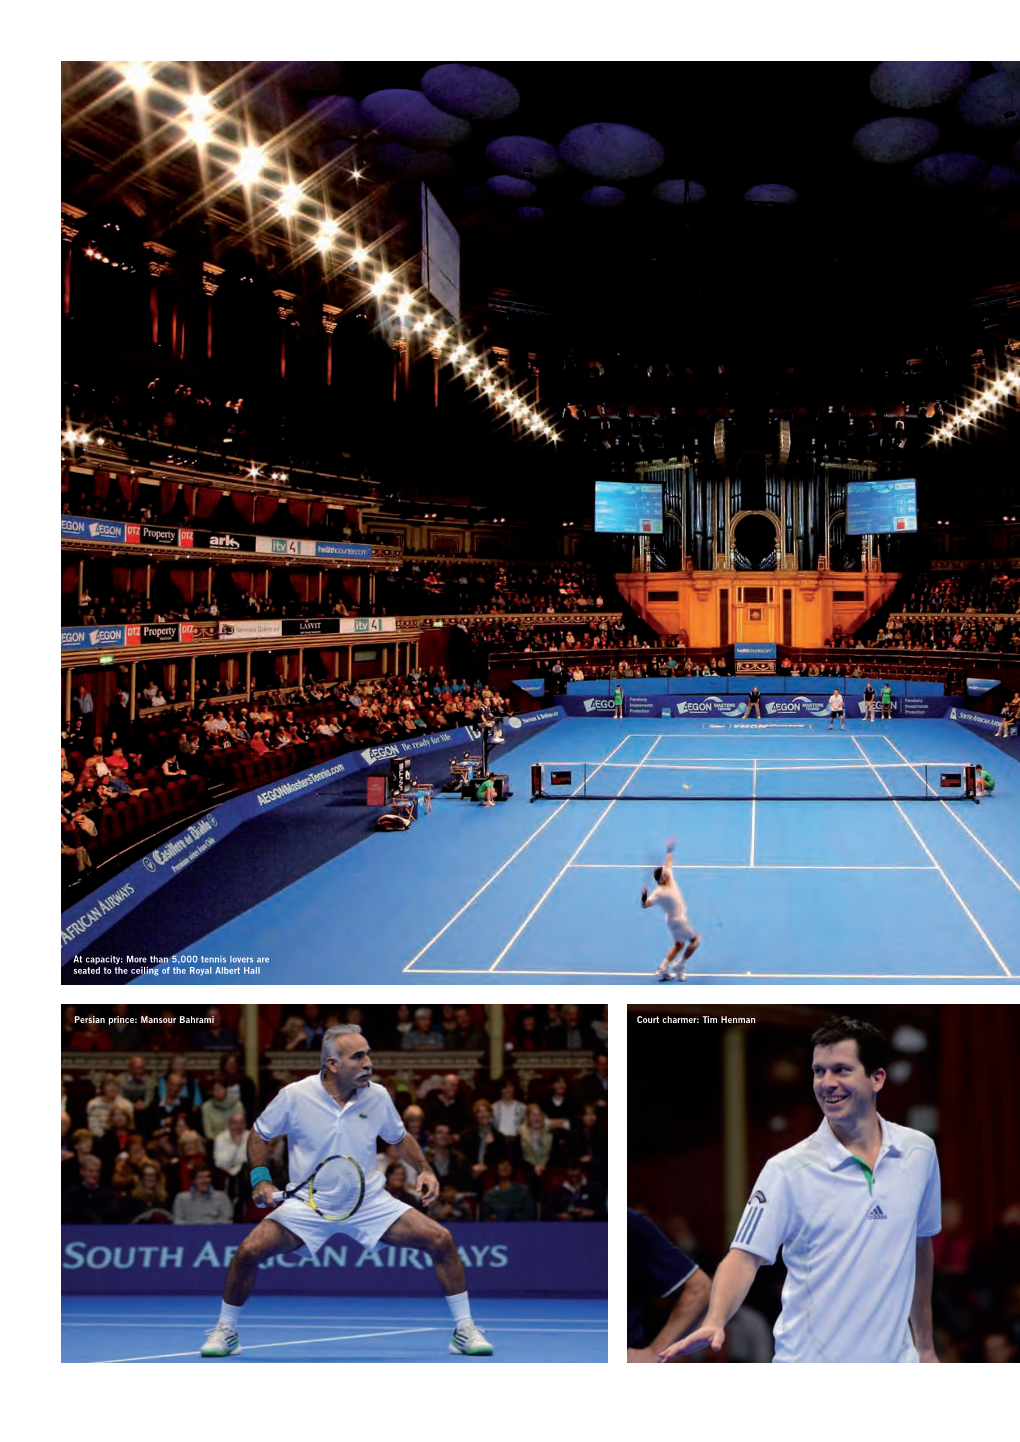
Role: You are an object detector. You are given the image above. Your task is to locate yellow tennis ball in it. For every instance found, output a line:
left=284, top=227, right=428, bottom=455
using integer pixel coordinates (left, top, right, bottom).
left=682, top=783, right=691, bottom=790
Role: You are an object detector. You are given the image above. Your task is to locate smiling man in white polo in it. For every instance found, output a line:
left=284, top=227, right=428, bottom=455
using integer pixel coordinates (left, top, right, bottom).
left=660, top=1016, right=941, bottom=1363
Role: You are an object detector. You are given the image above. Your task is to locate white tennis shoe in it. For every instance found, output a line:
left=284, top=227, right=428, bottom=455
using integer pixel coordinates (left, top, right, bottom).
left=200, top=1322, right=241, bottom=1357
left=449, top=1321, right=494, bottom=1355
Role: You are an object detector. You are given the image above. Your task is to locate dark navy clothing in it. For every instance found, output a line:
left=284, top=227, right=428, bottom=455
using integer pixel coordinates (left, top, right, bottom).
left=627, top=1208, right=699, bottom=1346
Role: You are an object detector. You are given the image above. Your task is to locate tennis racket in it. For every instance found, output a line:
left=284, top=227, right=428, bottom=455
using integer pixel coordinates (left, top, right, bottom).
left=258, top=1154, right=366, bottom=1221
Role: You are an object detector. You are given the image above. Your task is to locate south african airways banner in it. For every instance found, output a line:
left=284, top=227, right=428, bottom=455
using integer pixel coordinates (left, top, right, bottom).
left=60, top=1223, right=606, bottom=1297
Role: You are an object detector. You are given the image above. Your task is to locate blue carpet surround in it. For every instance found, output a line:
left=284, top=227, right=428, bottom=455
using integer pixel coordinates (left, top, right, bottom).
left=64, top=717, right=1019, bottom=986
left=61, top=1295, right=607, bottom=1364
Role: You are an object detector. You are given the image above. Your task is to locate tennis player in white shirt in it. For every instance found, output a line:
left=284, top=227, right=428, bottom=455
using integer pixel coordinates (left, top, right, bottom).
left=643, top=836, right=700, bottom=981
left=660, top=1016, right=941, bottom=1363
left=200, top=1024, right=492, bottom=1359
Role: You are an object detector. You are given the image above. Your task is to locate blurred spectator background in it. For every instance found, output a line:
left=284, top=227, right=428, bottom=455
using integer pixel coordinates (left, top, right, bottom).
left=628, top=1004, right=1020, bottom=1363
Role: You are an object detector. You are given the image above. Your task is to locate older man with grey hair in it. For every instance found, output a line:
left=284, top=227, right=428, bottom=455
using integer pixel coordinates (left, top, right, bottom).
left=199, top=1024, right=492, bottom=1359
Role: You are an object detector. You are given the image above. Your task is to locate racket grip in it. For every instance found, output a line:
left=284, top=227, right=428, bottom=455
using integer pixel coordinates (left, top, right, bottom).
left=255, top=1190, right=284, bottom=1208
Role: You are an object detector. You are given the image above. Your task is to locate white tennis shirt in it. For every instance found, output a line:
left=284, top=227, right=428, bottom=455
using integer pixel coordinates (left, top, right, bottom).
left=648, top=874, right=687, bottom=922
left=731, top=1114, right=941, bottom=1363
left=254, top=1075, right=405, bottom=1199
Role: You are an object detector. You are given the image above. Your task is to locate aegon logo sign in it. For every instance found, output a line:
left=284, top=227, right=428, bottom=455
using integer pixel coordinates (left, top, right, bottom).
left=89, top=628, right=123, bottom=645
left=360, top=744, right=402, bottom=763
left=88, top=521, right=122, bottom=540
left=675, top=697, right=744, bottom=716
left=583, top=698, right=616, bottom=712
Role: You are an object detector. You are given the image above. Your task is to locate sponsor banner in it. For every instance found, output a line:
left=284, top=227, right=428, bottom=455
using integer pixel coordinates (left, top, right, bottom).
left=967, top=678, right=999, bottom=696
left=217, top=619, right=284, bottom=640
left=514, top=679, right=546, bottom=696
left=315, top=541, right=374, bottom=561
left=62, top=515, right=126, bottom=543
left=340, top=617, right=397, bottom=635
left=61, top=625, right=126, bottom=651
left=624, top=694, right=661, bottom=717
left=949, top=705, right=999, bottom=731
left=899, top=696, right=952, bottom=717
left=124, top=623, right=185, bottom=646
left=734, top=643, right=777, bottom=659
left=506, top=707, right=561, bottom=729
left=282, top=618, right=341, bottom=638
left=60, top=708, right=566, bottom=968
left=138, top=523, right=182, bottom=547
left=258, top=536, right=320, bottom=558
left=196, top=530, right=257, bottom=554
left=61, top=1223, right=607, bottom=1297
left=555, top=692, right=957, bottom=720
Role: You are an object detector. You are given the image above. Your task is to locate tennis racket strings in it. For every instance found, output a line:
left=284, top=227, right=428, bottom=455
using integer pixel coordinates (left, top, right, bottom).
left=309, top=1156, right=364, bottom=1218
left=275, top=1154, right=366, bottom=1221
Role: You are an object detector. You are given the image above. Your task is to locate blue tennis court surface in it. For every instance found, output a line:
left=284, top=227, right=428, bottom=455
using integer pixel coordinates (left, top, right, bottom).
left=61, top=1296, right=606, bottom=1363
left=128, top=718, right=1018, bottom=985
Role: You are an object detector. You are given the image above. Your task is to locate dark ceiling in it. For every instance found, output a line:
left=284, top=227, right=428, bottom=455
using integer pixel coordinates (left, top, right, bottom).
left=62, top=61, right=1020, bottom=371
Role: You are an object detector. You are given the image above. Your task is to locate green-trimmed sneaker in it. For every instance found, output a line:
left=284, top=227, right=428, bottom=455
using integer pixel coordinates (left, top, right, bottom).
left=200, top=1322, right=241, bottom=1357
left=449, top=1321, right=493, bottom=1356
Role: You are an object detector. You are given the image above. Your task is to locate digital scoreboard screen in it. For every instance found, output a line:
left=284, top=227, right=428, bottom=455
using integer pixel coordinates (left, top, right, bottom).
left=594, top=480, right=663, bottom=535
left=846, top=479, right=918, bottom=536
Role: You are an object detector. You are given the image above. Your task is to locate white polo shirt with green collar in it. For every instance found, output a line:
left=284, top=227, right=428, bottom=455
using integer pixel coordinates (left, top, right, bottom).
left=731, top=1114, right=941, bottom=1363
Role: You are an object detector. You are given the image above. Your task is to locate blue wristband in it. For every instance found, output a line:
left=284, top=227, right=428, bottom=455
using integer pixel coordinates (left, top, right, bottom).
left=250, top=1166, right=271, bottom=1186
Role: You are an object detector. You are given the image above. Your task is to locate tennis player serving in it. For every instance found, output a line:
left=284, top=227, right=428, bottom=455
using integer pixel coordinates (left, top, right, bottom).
left=643, top=836, right=701, bottom=981
left=199, top=1024, right=492, bottom=1358
left=658, top=1017, right=940, bottom=1363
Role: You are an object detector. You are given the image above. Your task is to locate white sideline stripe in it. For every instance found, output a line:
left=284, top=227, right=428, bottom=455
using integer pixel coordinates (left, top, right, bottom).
left=880, top=734, right=1020, bottom=894
left=750, top=759, right=757, bottom=867
left=402, top=733, right=636, bottom=970
left=64, top=1311, right=603, bottom=1323
left=488, top=736, right=663, bottom=971
left=91, top=1325, right=439, bottom=1362
left=568, top=864, right=937, bottom=871
left=406, top=967, right=1015, bottom=979
left=851, top=736, right=1012, bottom=977
left=71, top=1323, right=605, bottom=1334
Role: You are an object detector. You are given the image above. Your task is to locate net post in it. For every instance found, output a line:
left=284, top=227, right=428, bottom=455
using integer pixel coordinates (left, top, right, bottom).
left=965, top=764, right=977, bottom=802
left=530, top=763, right=542, bottom=801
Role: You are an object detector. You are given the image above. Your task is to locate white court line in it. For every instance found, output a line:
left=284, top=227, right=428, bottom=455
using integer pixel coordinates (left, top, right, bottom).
left=406, top=966, right=1016, bottom=979
left=402, top=732, right=637, bottom=970
left=64, top=1311, right=602, bottom=1323
left=91, top=1325, right=440, bottom=1363
left=569, top=863, right=937, bottom=870
left=880, top=733, right=1020, bottom=894
left=750, top=759, right=757, bottom=867
left=487, top=735, right=663, bottom=971
left=851, top=736, right=1012, bottom=977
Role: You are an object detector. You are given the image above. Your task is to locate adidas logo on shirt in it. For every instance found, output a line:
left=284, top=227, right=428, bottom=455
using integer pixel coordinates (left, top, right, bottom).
left=867, top=1204, right=888, bottom=1221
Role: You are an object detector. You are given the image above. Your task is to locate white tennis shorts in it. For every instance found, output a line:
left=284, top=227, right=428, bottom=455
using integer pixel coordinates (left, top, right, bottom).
left=271, top=1185, right=411, bottom=1257
left=667, top=916, right=696, bottom=944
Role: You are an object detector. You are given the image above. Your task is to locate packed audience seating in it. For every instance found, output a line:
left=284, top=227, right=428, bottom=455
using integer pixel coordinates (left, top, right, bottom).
left=61, top=1004, right=609, bottom=1225
left=61, top=671, right=514, bottom=884
left=845, top=565, right=1020, bottom=655
left=376, top=559, right=613, bottom=616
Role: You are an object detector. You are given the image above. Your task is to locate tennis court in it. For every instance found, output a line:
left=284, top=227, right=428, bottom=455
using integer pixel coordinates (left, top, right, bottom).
left=121, top=716, right=1018, bottom=985
left=61, top=1296, right=606, bottom=1363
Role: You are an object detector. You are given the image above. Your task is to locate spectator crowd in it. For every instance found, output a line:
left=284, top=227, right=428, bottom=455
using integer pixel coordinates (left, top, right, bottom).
left=61, top=1004, right=609, bottom=1227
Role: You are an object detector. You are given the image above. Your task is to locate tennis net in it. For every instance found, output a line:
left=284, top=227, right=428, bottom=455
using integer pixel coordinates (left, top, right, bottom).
left=530, top=760, right=977, bottom=802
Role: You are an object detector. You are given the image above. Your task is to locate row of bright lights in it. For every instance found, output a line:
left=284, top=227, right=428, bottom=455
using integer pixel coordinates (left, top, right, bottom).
left=107, top=63, right=558, bottom=443
left=929, top=371, right=1020, bottom=444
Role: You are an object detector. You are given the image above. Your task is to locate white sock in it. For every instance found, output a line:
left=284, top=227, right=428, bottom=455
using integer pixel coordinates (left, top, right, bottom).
left=446, top=1291, right=472, bottom=1326
left=218, top=1302, right=243, bottom=1330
